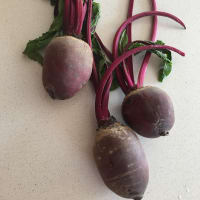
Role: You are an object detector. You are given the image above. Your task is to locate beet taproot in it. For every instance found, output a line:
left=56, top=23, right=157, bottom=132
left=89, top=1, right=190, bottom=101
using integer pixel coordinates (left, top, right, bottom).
left=94, top=120, right=149, bottom=199
left=122, top=86, right=175, bottom=138
left=43, top=36, right=93, bottom=100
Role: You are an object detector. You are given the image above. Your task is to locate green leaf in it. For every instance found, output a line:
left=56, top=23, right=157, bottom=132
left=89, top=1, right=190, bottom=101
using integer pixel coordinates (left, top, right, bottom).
left=159, top=62, right=172, bottom=82
left=150, top=46, right=172, bottom=81
left=91, top=2, right=100, bottom=34
left=23, top=0, right=65, bottom=65
left=92, top=35, right=119, bottom=91
left=151, top=49, right=170, bottom=62
left=26, top=52, right=44, bottom=65
left=49, top=0, right=64, bottom=31
left=127, top=40, right=165, bottom=51
left=161, top=49, right=172, bottom=61
left=127, top=42, right=145, bottom=50
left=23, top=31, right=58, bottom=64
left=155, top=40, right=165, bottom=45
left=97, top=58, right=119, bottom=91
left=118, top=30, right=128, bottom=55
left=50, top=0, right=57, bottom=6
left=110, top=72, right=120, bottom=90
left=127, top=40, right=173, bottom=82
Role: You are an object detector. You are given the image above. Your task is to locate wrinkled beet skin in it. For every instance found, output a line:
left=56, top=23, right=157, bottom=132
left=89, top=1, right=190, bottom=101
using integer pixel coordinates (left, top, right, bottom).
left=122, top=86, right=175, bottom=138
left=94, top=122, right=149, bottom=200
left=43, top=36, right=93, bottom=100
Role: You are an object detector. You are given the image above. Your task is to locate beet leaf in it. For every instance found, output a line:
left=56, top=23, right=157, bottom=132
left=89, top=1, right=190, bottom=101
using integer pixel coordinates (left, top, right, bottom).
left=118, top=30, right=128, bottom=55
left=23, top=0, right=64, bottom=65
left=127, top=40, right=173, bottom=82
left=92, top=35, right=119, bottom=90
left=91, top=2, right=100, bottom=34
left=50, top=0, right=57, bottom=6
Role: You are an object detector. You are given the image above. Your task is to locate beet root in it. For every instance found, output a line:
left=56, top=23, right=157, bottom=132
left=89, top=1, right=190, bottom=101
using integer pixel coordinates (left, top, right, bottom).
left=122, top=86, right=175, bottom=138
left=43, top=36, right=93, bottom=100
left=94, top=121, right=149, bottom=199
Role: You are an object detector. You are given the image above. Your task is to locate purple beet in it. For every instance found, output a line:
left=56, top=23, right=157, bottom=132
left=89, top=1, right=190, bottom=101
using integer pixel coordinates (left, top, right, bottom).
left=122, top=86, right=175, bottom=138
left=95, top=44, right=184, bottom=138
left=94, top=119, right=149, bottom=199
left=43, top=36, right=93, bottom=100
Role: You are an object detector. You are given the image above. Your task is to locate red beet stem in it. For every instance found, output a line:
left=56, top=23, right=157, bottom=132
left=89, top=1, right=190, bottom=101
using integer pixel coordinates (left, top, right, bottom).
left=115, top=72, right=129, bottom=94
left=68, top=0, right=76, bottom=35
left=64, top=0, right=85, bottom=36
left=83, top=0, right=87, bottom=18
left=122, top=60, right=134, bottom=89
left=94, top=34, right=130, bottom=113
left=101, top=76, right=112, bottom=118
left=115, top=60, right=129, bottom=93
left=75, top=0, right=83, bottom=35
left=137, top=0, right=158, bottom=88
left=115, top=0, right=135, bottom=91
left=78, top=1, right=87, bottom=34
left=96, top=45, right=185, bottom=121
left=54, top=0, right=59, bottom=17
left=127, top=0, right=134, bottom=42
left=86, top=0, right=92, bottom=49
left=63, top=0, right=71, bottom=34
left=128, top=40, right=154, bottom=46
left=126, top=0, right=135, bottom=84
left=150, top=1, right=158, bottom=42
left=112, top=11, right=186, bottom=79
left=94, top=33, right=113, bottom=60
left=93, top=33, right=113, bottom=117
left=75, top=0, right=80, bottom=34
left=86, top=0, right=99, bottom=90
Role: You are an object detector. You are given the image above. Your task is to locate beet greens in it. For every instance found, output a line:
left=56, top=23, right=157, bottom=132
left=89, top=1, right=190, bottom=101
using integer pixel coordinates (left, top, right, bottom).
left=113, top=10, right=186, bottom=93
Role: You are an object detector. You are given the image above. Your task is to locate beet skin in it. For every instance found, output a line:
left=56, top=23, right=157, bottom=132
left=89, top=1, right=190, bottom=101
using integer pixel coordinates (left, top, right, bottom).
left=43, top=36, right=93, bottom=100
left=94, top=121, right=149, bottom=200
left=122, top=86, right=175, bottom=138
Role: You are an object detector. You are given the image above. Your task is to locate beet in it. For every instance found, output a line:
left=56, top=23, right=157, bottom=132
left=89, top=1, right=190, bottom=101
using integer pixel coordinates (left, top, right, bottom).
left=43, top=36, right=93, bottom=100
left=122, top=86, right=175, bottom=138
left=94, top=120, right=149, bottom=199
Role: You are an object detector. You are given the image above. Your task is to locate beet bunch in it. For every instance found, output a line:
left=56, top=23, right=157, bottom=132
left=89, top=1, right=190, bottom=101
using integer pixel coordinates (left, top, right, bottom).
left=23, top=0, right=186, bottom=199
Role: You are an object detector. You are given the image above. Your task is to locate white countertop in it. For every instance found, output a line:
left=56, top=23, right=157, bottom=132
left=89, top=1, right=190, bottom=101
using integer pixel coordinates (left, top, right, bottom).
left=0, top=0, right=199, bottom=199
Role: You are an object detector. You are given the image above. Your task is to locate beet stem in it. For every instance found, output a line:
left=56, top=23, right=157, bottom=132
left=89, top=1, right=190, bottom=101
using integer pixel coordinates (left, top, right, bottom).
left=87, top=0, right=99, bottom=90
left=96, top=45, right=185, bottom=121
left=63, top=0, right=71, bottom=35
left=83, top=0, right=87, bottom=17
left=150, top=0, right=158, bottom=42
left=78, top=1, right=87, bottom=35
left=127, top=0, right=135, bottom=42
left=125, top=0, right=135, bottom=84
left=68, top=0, right=76, bottom=35
left=94, top=33, right=113, bottom=116
left=112, top=11, right=186, bottom=86
left=94, top=33, right=113, bottom=60
left=101, top=76, right=112, bottom=118
left=54, top=0, right=59, bottom=17
left=75, top=0, right=80, bottom=34
left=122, top=60, right=134, bottom=89
left=115, top=0, right=135, bottom=92
left=137, top=0, right=158, bottom=88
left=115, top=71, right=129, bottom=94
left=75, top=0, right=83, bottom=35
